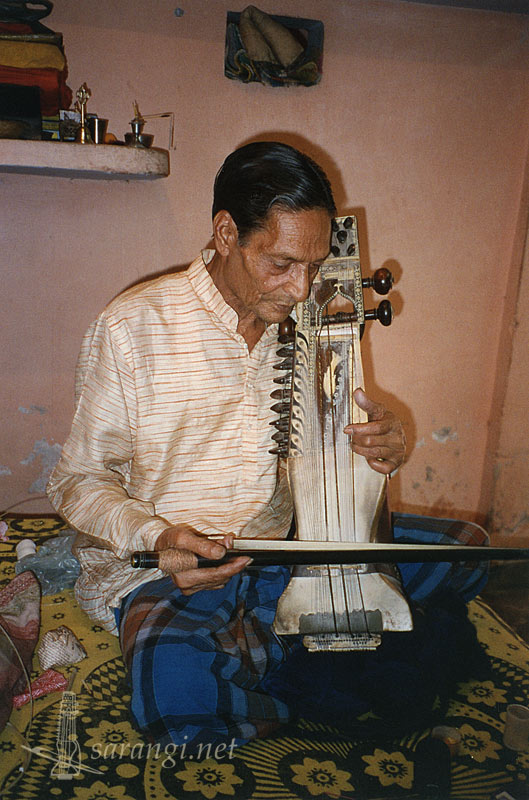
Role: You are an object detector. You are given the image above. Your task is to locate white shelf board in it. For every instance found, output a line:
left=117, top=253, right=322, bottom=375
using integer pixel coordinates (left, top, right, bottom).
left=0, top=139, right=169, bottom=180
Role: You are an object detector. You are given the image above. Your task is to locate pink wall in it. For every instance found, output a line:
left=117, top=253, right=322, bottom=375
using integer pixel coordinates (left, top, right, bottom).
left=488, top=144, right=529, bottom=545
left=2, top=0, right=528, bottom=538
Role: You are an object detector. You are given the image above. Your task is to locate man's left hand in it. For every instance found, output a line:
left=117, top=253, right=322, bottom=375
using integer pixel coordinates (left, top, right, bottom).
left=344, top=388, right=406, bottom=475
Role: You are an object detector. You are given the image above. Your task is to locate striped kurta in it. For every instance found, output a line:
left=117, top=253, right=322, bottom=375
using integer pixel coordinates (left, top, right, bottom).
left=47, top=251, right=293, bottom=633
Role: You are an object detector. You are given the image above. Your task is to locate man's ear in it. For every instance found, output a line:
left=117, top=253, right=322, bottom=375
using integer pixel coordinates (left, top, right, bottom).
left=213, top=210, right=239, bottom=256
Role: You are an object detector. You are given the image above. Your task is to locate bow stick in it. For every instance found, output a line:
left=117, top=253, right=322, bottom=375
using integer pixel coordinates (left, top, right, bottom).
left=130, top=540, right=529, bottom=570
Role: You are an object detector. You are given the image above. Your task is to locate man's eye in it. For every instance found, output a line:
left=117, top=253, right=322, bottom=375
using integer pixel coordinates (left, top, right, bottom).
left=271, top=261, right=321, bottom=272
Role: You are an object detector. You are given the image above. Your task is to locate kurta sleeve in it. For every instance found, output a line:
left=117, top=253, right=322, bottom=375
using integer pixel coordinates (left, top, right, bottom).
left=47, top=315, right=168, bottom=556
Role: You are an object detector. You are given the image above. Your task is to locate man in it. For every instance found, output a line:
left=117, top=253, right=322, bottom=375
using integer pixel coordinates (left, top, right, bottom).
left=47, top=142, right=406, bottom=750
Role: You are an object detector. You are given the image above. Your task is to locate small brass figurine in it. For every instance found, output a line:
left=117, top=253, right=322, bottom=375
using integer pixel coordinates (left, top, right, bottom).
left=75, top=83, right=93, bottom=144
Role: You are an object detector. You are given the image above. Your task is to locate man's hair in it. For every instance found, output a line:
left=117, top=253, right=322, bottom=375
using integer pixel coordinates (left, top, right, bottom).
left=212, top=141, right=336, bottom=242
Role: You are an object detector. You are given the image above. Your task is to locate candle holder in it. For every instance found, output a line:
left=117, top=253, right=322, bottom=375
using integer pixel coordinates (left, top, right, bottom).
left=74, top=83, right=93, bottom=144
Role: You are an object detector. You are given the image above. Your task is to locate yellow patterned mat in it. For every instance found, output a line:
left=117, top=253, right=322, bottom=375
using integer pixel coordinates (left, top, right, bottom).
left=1, top=515, right=528, bottom=800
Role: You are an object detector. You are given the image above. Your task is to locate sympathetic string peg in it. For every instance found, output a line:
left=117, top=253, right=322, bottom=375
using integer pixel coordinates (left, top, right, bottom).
left=271, top=402, right=290, bottom=414
left=278, top=334, right=295, bottom=344
left=362, top=268, right=393, bottom=296
left=271, top=316, right=294, bottom=456
left=278, top=317, right=295, bottom=338
left=271, top=418, right=289, bottom=431
left=365, top=300, right=393, bottom=326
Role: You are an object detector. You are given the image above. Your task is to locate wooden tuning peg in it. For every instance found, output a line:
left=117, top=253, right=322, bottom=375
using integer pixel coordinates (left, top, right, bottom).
left=364, top=300, right=393, bottom=326
left=362, top=268, right=393, bottom=296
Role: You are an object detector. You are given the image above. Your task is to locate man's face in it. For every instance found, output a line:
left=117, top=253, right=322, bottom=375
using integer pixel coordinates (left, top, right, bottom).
left=224, top=207, right=332, bottom=325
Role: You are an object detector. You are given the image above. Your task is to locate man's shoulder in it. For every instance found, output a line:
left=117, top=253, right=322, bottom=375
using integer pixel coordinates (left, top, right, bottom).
left=100, top=250, right=214, bottom=328
left=106, top=265, right=192, bottom=318
left=84, top=252, right=212, bottom=347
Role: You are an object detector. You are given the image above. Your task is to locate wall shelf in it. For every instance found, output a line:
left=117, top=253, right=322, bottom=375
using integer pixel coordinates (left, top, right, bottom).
left=0, top=139, right=169, bottom=180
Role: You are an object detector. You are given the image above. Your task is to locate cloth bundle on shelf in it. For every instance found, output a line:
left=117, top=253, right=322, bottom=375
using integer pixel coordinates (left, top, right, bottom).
left=0, top=13, right=72, bottom=137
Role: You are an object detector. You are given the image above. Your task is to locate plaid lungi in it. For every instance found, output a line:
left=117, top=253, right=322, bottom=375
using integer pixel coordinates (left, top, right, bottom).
left=118, top=565, right=292, bottom=750
left=393, top=514, right=489, bottom=601
left=117, top=516, right=489, bottom=749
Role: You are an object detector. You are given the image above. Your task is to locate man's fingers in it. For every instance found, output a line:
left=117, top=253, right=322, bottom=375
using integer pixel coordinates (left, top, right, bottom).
left=170, top=556, right=252, bottom=592
left=352, top=387, right=385, bottom=421
left=346, top=421, right=395, bottom=442
left=365, top=457, right=396, bottom=475
left=345, top=391, right=406, bottom=474
left=351, top=443, right=398, bottom=461
left=155, top=526, right=231, bottom=560
left=158, top=548, right=198, bottom=573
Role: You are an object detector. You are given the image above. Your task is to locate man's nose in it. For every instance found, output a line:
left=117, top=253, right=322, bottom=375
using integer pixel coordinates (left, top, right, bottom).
left=286, top=264, right=311, bottom=302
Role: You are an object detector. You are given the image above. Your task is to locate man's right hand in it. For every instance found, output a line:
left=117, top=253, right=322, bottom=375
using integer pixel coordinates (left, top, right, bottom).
left=154, top=524, right=251, bottom=595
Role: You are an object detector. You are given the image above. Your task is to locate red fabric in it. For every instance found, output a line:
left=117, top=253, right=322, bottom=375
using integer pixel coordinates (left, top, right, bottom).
left=0, top=571, right=41, bottom=731
left=0, top=63, right=71, bottom=114
left=12, top=667, right=68, bottom=708
left=0, top=23, right=34, bottom=35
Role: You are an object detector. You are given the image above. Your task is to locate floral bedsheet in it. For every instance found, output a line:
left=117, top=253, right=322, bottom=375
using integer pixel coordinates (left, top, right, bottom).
left=1, top=515, right=528, bottom=800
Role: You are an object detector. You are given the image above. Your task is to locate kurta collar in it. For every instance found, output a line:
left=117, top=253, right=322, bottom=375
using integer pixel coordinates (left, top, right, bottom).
left=188, top=250, right=278, bottom=345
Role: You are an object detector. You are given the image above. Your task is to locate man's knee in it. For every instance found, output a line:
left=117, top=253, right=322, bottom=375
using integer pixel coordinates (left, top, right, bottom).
left=129, top=638, right=218, bottom=721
